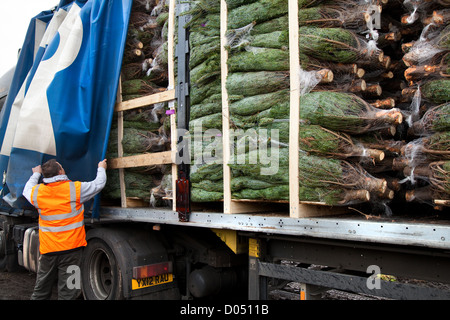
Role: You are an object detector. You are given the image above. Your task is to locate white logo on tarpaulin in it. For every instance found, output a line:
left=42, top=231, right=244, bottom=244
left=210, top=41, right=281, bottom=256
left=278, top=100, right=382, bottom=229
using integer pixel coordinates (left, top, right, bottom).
left=8, top=4, right=83, bottom=156
left=0, top=16, right=51, bottom=158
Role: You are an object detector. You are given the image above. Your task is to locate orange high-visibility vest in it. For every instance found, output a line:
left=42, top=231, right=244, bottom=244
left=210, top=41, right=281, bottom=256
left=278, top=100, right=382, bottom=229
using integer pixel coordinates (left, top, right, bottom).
left=30, top=180, right=87, bottom=254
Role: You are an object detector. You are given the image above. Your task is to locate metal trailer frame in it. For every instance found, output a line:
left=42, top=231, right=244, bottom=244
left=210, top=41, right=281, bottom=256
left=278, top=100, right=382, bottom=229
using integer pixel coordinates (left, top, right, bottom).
left=99, top=207, right=450, bottom=250
left=247, top=235, right=450, bottom=300
left=98, top=207, right=450, bottom=300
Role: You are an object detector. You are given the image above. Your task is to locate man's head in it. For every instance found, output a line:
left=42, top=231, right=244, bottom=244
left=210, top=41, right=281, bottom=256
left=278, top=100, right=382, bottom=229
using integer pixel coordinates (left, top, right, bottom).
left=41, top=159, right=65, bottom=178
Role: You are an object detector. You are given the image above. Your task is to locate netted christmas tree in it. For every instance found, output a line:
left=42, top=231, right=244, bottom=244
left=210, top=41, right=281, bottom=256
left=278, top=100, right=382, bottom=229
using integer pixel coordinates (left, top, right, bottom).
left=220, top=0, right=409, bottom=206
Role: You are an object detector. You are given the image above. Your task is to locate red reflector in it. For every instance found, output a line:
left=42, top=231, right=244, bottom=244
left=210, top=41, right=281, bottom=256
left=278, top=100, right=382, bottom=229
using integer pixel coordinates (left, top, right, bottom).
left=133, top=262, right=173, bottom=279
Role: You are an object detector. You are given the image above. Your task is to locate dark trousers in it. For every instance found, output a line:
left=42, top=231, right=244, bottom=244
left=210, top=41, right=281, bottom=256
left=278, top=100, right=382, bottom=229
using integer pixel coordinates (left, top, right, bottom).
left=31, top=248, right=83, bottom=300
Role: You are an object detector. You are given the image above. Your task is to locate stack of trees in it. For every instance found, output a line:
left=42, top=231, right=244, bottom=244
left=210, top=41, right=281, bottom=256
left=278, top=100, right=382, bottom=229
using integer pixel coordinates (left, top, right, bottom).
left=127, top=0, right=449, bottom=212
left=224, top=0, right=407, bottom=206
left=103, top=0, right=172, bottom=206
left=121, top=0, right=170, bottom=99
left=108, top=0, right=450, bottom=212
left=225, top=0, right=450, bottom=211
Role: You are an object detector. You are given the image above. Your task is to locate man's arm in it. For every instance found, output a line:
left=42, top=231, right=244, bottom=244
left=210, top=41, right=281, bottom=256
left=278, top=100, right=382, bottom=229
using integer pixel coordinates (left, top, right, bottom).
left=79, top=159, right=108, bottom=203
left=23, top=165, right=42, bottom=204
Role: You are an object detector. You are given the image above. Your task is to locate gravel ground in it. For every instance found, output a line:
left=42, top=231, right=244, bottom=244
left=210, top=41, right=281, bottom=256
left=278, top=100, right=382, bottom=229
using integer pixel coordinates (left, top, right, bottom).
left=2, top=269, right=373, bottom=300
left=0, top=268, right=36, bottom=300
left=2, top=268, right=376, bottom=300
left=0, top=267, right=58, bottom=300
left=1, top=267, right=449, bottom=300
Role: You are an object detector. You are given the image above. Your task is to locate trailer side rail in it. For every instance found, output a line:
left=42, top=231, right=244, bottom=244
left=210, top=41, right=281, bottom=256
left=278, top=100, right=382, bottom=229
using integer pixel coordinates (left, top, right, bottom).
left=98, top=207, right=450, bottom=250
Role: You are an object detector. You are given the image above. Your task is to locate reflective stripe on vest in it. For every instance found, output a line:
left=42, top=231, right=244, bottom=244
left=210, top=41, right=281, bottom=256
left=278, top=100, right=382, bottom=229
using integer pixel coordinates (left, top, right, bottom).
left=39, top=220, right=85, bottom=233
left=33, top=181, right=85, bottom=232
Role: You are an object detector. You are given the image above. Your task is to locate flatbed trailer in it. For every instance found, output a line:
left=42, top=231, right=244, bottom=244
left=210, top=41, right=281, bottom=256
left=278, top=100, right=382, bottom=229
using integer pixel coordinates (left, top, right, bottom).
left=96, top=206, right=450, bottom=300
left=100, top=207, right=450, bottom=251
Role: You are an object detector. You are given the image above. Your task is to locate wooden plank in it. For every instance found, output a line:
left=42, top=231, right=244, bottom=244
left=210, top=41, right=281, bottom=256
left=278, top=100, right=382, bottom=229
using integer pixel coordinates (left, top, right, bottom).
left=114, top=89, right=175, bottom=112
left=230, top=200, right=285, bottom=214
left=116, top=77, right=127, bottom=208
left=288, top=0, right=300, bottom=218
left=230, top=199, right=349, bottom=216
left=167, top=0, right=177, bottom=211
left=118, top=110, right=127, bottom=208
left=297, top=203, right=349, bottom=217
left=125, top=197, right=149, bottom=208
left=167, top=0, right=175, bottom=88
left=220, top=0, right=232, bottom=214
left=109, top=151, right=172, bottom=169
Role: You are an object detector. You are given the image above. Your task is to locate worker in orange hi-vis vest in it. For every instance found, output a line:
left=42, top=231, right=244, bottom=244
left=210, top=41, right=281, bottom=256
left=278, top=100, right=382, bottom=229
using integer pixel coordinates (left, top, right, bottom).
left=23, top=159, right=107, bottom=300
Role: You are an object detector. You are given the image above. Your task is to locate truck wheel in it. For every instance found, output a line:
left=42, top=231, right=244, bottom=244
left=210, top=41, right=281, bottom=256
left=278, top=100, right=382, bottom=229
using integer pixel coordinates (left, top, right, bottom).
left=81, top=238, right=124, bottom=300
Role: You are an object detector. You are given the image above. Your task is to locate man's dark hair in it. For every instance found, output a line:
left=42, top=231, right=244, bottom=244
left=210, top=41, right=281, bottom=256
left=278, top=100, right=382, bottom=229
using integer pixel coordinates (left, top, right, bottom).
left=41, top=159, right=62, bottom=178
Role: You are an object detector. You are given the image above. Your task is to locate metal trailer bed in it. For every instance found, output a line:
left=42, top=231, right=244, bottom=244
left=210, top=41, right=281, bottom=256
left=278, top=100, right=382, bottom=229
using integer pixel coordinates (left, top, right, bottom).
left=99, top=207, right=450, bottom=250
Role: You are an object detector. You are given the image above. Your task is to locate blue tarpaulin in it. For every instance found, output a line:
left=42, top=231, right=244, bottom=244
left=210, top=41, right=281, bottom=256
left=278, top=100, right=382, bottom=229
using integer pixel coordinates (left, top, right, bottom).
left=0, top=0, right=132, bottom=217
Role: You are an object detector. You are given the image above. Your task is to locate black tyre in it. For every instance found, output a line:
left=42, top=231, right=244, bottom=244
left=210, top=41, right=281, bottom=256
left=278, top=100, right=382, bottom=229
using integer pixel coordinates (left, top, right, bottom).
left=81, top=238, right=124, bottom=300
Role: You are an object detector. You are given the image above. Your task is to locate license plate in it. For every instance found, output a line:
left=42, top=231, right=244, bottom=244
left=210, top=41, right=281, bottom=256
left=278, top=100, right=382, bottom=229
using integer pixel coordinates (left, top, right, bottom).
left=132, top=273, right=173, bottom=290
